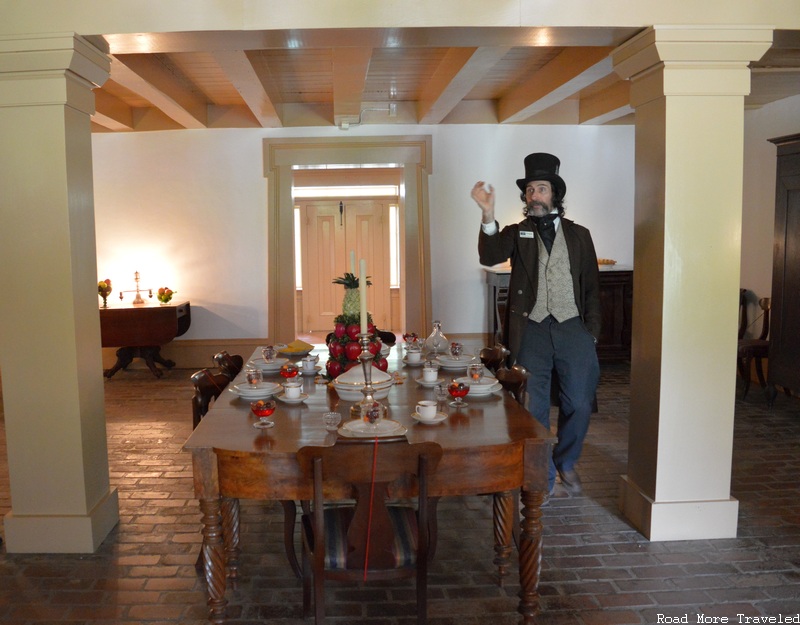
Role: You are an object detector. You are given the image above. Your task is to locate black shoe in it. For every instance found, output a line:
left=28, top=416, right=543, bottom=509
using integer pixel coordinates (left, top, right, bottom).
left=557, top=468, right=583, bottom=494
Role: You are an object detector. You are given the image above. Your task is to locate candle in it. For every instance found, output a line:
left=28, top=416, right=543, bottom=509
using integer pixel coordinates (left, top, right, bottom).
left=359, top=258, right=368, bottom=334
left=350, top=250, right=356, bottom=275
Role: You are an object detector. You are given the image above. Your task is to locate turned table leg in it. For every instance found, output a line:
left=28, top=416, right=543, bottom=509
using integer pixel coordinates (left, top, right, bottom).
left=200, top=496, right=227, bottom=624
left=492, top=490, right=515, bottom=585
left=517, top=488, right=545, bottom=624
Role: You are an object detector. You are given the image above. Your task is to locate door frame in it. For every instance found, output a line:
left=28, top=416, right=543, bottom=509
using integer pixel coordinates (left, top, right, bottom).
left=263, top=135, right=433, bottom=343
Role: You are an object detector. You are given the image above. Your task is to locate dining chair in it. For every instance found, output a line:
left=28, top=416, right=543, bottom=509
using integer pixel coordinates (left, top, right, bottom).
left=479, top=344, right=510, bottom=374
left=190, top=368, right=231, bottom=429
left=297, top=438, right=442, bottom=625
left=737, top=296, right=771, bottom=399
left=213, top=350, right=244, bottom=381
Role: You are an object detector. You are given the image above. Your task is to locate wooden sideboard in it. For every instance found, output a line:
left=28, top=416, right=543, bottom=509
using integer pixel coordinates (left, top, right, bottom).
left=484, top=267, right=633, bottom=362
left=100, top=301, right=191, bottom=378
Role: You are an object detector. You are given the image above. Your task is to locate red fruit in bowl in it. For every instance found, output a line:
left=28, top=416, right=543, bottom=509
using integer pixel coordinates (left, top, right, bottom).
left=334, top=322, right=346, bottom=338
left=344, top=341, right=362, bottom=361
left=326, top=359, right=342, bottom=378
left=375, top=357, right=388, bottom=371
left=368, top=322, right=376, bottom=335
left=329, top=341, right=344, bottom=359
left=346, top=324, right=361, bottom=341
left=367, top=341, right=380, bottom=355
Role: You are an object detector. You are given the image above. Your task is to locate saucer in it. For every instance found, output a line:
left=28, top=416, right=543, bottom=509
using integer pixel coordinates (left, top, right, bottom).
left=299, top=365, right=322, bottom=375
left=402, top=357, right=425, bottom=367
left=276, top=392, right=308, bottom=404
left=411, top=411, right=448, bottom=425
left=415, top=376, right=445, bottom=387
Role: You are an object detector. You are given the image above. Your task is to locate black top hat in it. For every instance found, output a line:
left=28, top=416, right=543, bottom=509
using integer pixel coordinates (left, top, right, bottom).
left=515, top=152, right=567, bottom=199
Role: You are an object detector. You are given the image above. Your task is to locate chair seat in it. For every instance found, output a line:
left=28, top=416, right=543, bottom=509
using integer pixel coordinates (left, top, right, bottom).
left=311, top=505, right=419, bottom=570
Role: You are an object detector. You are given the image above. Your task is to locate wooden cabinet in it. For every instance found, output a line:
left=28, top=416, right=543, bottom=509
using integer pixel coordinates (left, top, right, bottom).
left=483, top=267, right=633, bottom=362
left=767, top=133, right=800, bottom=399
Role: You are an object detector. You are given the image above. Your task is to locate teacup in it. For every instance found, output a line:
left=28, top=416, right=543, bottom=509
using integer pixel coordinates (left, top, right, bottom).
left=406, top=346, right=422, bottom=363
left=422, top=365, right=439, bottom=382
left=301, top=355, right=318, bottom=371
left=283, top=381, right=302, bottom=399
left=416, top=400, right=438, bottom=421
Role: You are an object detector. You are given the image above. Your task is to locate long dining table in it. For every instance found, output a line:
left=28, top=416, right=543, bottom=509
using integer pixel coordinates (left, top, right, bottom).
left=183, top=345, right=554, bottom=624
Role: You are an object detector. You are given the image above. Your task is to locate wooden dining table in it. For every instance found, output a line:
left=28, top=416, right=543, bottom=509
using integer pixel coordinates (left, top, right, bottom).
left=183, top=346, right=554, bottom=624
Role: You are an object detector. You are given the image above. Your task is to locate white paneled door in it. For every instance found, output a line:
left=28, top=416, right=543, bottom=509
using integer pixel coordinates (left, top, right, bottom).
left=300, top=199, right=391, bottom=332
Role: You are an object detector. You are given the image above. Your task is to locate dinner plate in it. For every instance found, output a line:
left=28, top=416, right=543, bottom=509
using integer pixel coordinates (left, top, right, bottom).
left=411, top=412, right=448, bottom=425
left=415, top=376, right=445, bottom=387
left=338, top=419, right=407, bottom=438
left=276, top=392, right=308, bottom=404
left=436, top=358, right=476, bottom=370
left=250, top=357, right=289, bottom=371
left=453, top=377, right=502, bottom=396
left=229, top=382, right=282, bottom=398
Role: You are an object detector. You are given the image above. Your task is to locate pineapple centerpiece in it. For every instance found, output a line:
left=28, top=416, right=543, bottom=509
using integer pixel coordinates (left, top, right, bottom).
left=325, top=272, right=387, bottom=379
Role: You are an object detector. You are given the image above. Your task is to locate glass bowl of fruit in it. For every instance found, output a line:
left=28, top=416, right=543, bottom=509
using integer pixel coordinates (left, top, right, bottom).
left=250, top=399, right=277, bottom=429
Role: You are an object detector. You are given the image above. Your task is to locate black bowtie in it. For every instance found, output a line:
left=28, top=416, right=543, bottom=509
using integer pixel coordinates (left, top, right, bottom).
left=531, top=214, right=557, bottom=253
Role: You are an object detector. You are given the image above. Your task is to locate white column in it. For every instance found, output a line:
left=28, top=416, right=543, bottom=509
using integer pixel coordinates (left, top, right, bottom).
left=0, top=33, right=119, bottom=552
left=612, top=26, right=772, bottom=540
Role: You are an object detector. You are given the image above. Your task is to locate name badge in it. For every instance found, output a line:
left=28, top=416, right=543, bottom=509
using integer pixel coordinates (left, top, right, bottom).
left=520, top=231, right=534, bottom=238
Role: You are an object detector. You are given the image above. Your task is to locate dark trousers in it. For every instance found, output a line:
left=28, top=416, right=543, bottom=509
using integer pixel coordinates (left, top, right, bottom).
left=516, top=315, right=599, bottom=489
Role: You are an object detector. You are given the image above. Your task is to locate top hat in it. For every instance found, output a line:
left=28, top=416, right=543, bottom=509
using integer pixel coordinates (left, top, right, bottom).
left=515, top=152, right=566, bottom=199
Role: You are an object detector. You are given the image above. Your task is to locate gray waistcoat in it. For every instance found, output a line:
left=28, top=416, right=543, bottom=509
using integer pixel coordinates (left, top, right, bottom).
left=530, top=226, right=580, bottom=323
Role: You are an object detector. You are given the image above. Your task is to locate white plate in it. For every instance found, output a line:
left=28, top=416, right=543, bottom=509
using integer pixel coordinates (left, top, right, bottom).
left=250, top=357, right=290, bottom=371
left=453, top=378, right=502, bottom=396
left=436, top=355, right=478, bottom=369
left=230, top=382, right=282, bottom=398
left=276, top=392, right=308, bottom=404
left=411, top=412, right=448, bottom=425
left=299, top=365, right=322, bottom=376
left=415, top=376, right=445, bottom=387
left=339, top=419, right=407, bottom=438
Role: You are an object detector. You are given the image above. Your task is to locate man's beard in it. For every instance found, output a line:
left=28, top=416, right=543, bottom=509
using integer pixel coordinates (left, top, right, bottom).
left=525, top=200, right=553, bottom=218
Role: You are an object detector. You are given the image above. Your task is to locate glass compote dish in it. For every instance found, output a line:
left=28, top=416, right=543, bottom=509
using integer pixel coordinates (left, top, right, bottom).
left=449, top=342, right=464, bottom=360
left=245, top=366, right=263, bottom=387
left=467, top=363, right=484, bottom=384
left=279, top=363, right=299, bottom=380
left=447, top=379, right=470, bottom=408
left=251, top=399, right=277, bottom=429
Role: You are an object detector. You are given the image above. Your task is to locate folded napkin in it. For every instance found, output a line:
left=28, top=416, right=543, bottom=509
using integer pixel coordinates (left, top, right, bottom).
left=281, top=339, right=314, bottom=353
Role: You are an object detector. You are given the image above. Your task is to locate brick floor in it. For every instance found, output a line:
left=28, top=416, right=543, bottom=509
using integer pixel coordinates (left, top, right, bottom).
left=0, top=363, right=799, bottom=624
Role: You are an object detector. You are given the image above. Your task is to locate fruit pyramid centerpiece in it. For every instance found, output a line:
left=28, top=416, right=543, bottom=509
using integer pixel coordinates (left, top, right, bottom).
left=325, top=272, right=387, bottom=379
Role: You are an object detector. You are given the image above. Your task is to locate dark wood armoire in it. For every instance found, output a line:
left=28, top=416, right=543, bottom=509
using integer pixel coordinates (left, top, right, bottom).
left=767, top=133, right=800, bottom=402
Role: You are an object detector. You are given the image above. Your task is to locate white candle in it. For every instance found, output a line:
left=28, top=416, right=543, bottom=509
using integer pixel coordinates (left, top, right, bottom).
left=359, top=258, right=368, bottom=334
left=350, top=250, right=356, bottom=275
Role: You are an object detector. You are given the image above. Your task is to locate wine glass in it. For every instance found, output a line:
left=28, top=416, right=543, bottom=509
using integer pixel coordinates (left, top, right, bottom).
left=245, top=366, right=263, bottom=387
left=434, top=383, right=449, bottom=411
left=251, top=399, right=277, bottom=429
left=449, top=342, right=463, bottom=360
left=261, top=345, right=276, bottom=362
left=467, top=363, right=484, bottom=385
left=448, top=379, right=470, bottom=408
left=279, top=363, right=299, bottom=380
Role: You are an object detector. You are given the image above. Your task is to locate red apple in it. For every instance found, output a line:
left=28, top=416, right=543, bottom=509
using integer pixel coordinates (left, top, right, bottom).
left=346, top=324, right=361, bottom=341
left=329, top=341, right=344, bottom=359
left=334, top=322, right=346, bottom=338
left=326, top=359, right=342, bottom=378
left=344, top=341, right=362, bottom=361
left=375, top=357, right=388, bottom=371
left=368, top=322, right=376, bottom=335
left=367, top=341, right=380, bottom=355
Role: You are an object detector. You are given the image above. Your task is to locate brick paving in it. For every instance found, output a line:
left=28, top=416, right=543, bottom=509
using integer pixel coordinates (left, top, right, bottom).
left=0, top=363, right=799, bottom=624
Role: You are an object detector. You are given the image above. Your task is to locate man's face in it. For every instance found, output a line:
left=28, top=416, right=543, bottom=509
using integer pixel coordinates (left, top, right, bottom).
left=525, top=180, right=554, bottom=217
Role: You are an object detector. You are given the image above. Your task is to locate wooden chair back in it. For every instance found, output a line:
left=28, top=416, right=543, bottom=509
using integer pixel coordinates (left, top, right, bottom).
left=213, top=351, right=244, bottom=381
left=190, top=368, right=230, bottom=429
left=479, top=344, right=510, bottom=374
left=495, top=365, right=530, bottom=406
left=757, top=297, right=771, bottom=341
left=738, top=288, right=748, bottom=339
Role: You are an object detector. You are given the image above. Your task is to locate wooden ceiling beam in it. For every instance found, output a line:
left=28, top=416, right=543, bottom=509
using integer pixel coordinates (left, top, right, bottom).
left=579, top=79, right=632, bottom=124
left=92, top=89, right=134, bottom=131
left=211, top=50, right=282, bottom=128
left=417, top=47, right=510, bottom=124
left=110, top=55, right=207, bottom=129
left=498, top=47, right=614, bottom=123
left=332, top=47, right=372, bottom=127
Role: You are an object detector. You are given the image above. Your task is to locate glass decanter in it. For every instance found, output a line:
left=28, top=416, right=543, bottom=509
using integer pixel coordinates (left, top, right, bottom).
left=424, top=320, right=448, bottom=356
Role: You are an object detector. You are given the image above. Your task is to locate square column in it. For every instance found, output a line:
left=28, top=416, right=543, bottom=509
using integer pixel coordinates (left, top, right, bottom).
left=0, top=34, right=118, bottom=552
left=612, top=26, right=772, bottom=541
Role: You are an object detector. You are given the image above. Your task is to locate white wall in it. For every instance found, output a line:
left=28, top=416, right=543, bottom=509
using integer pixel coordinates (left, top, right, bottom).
left=93, top=124, right=634, bottom=340
left=740, top=93, right=800, bottom=335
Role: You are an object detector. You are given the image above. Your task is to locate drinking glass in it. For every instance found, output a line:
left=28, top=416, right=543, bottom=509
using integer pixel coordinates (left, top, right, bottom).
left=245, top=366, right=263, bottom=387
left=251, top=399, right=277, bottom=428
left=467, top=363, right=485, bottom=384
left=434, top=384, right=449, bottom=410
left=262, top=345, right=276, bottom=362
left=449, top=342, right=463, bottom=360
left=322, top=411, right=342, bottom=431
left=447, top=379, right=470, bottom=408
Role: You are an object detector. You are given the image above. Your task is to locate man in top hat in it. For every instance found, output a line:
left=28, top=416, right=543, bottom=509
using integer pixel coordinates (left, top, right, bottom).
left=471, top=153, right=601, bottom=496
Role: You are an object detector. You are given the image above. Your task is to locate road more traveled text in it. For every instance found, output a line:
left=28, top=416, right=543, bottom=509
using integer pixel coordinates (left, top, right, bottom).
left=657, top=616, right=800, bottom=624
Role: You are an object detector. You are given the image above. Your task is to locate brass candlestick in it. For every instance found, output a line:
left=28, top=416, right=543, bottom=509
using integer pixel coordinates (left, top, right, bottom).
left=118, top=271, right=153, bottom=305
left=350, top=332, right=386, bottom=426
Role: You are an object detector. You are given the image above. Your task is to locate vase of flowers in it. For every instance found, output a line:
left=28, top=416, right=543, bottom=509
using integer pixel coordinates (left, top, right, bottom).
left=98, top=279, right=112, bottom=308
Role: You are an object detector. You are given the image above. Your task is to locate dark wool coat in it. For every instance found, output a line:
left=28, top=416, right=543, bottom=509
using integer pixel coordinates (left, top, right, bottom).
left=478, top=216, right=601, bottom=363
